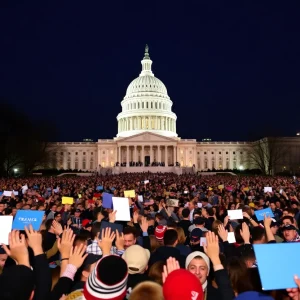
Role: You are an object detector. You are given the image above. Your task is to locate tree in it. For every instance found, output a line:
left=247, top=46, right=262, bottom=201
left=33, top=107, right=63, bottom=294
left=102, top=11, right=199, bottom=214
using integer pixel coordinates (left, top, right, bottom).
left=248, top=137, right=287, bottom=175
left=0, top=101, right=58, bottom=176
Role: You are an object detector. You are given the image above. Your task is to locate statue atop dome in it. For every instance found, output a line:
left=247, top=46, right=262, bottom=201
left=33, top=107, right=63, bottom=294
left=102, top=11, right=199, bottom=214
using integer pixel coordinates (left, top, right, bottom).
left=144, top=44, right=150, bottom=60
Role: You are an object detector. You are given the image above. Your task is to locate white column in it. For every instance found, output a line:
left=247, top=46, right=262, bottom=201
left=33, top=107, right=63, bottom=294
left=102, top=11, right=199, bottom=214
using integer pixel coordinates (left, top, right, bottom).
left=165, top=146, right=168, bottom=166
left=158, top=146, right=161, bottom=163
left=141, top=145, right=144, bottom=165
left=118, top=147, right=121, bottom=163
left=173, top=146, right=176, bottom=164
left=126, top=146, right=129, bottom=166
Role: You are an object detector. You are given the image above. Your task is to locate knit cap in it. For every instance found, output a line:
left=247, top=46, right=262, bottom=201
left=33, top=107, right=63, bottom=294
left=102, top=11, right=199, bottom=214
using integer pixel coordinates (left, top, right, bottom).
left=155, top=225, right=167, bottom=240
left=163, top=269, right=204, bottom=300
left=83, top=255, right=128, bottom=300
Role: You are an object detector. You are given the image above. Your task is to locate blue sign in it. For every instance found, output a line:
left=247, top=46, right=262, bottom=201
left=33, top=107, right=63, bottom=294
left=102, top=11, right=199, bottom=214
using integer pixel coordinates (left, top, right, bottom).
left=96, top=185, right=103, bottom=191
left=254, top=207, right=274, bottom=221
left=102, top=193, right=113, bottom=209
left=12, top=210, right=44, bottom=231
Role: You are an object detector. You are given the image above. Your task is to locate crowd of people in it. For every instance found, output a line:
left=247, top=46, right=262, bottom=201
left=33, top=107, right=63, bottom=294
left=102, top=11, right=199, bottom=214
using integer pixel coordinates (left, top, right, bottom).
left=0, top=172, right=300, bottom=300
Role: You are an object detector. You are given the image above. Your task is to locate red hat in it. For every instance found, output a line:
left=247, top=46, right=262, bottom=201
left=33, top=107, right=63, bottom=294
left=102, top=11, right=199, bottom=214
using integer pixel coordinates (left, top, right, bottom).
left=163, top=269, right=204, bottom=300
left=155, top=225, right=167, bottom=240
left=82, top=219, right=91, bottom=228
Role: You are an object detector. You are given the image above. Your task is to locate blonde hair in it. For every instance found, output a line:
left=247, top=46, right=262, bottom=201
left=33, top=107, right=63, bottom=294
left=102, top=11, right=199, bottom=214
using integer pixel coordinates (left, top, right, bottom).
left=148, top=260, right=164, bottom=286
left=176, top=226, right=186, bottom=245
left=129, top=281, right=164, bottom=300
left=149, top=235, right=160, bottom=253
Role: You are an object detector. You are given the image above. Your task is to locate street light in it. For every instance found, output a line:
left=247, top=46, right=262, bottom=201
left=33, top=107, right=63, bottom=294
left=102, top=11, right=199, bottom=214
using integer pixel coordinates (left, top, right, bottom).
left=239, top=165, right=244, bottom=170
left=14, top=168, right=18, bottom=172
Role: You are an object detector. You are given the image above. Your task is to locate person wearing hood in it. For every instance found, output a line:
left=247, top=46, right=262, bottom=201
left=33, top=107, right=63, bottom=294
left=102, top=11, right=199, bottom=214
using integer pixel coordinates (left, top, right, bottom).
left=185, top=231, right=234, bottom=300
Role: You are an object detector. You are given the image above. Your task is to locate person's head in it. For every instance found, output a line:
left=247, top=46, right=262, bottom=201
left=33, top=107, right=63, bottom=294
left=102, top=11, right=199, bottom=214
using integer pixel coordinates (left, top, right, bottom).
left=129, top=281, right=164, bottom=300
left=74, top=209, right=81, bottom=218
left=212, top=220, right=223, bottom=236
left=45, top=219, right=54, bottom=232
left=0, top=247, right=8, bottom=269
left=149, top=235, right=160, bottom=253
left=122, top=245, right=150, bottom=274
left=185, top=251, right=210, bottom=285
left=201, top=207, right=208, bottom=218
left=281, top=216, right=295, bottom=227
left=54, top=212, right=61, bottom=223
left=182, top=208, right=190, bottom=219
left=270, top=221, right=279, bottom=235
left=148, top=261, right=164, bottom=285
left=241, top=249, right=256, bottom=268
left=75, top=254, right=101, bottom=283
left=83, top=255, right=128, bottom=300
left=0, top=203, right=5, bottom=212
left=91, top=223, right=102, bottom=240
left=189, top=201, right=196, bottom=210
left=123, top=226, right=137, bottom=249
left=175, top=226, right=186, bottom=245
left=74, top=233, right=89, bottom=247
left=282, top=224, right=298, bottom=242
left=251, top=226, right=266, bottom=244
left=163, top=229, right=178, bottom=247
left=227, top=257, right=254, bottom=296
left=269, top=202, right=276, bottom=211
left=50, top=204, right=57, bottom=212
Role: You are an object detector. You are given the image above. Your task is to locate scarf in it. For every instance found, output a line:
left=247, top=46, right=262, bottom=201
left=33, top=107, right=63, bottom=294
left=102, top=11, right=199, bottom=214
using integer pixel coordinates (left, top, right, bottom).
left=202, top=280, right=208, bottom=292
left=203, top=281, right=208, bottom=300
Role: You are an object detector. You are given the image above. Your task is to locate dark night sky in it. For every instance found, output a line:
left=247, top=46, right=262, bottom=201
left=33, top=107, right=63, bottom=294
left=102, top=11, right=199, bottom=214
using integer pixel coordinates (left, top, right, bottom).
left=1, top=1, right=300, bottom=142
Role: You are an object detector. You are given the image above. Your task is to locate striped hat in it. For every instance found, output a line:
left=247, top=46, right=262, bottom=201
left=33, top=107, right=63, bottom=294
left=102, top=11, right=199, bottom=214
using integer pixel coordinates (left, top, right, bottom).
left=83, top=255, right=128, bottom=300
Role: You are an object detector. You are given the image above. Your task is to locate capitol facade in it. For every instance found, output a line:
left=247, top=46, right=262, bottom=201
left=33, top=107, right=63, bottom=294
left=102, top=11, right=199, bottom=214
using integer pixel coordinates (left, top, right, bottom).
left=50, top=46, right=300, bottom=175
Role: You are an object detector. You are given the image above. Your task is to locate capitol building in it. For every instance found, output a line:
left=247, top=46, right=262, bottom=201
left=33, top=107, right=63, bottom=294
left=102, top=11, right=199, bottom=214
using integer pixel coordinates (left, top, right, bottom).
left=50, top=46, right=300, bottom=175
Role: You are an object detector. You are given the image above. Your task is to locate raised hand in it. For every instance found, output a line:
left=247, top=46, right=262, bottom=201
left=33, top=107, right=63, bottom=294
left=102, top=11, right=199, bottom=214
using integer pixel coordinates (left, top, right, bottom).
left=240, top=222, right=250, bottom=244
left=162, top=257, right=180, bottom=283
left=68, top=244, right=88, bottom=269
left=140, top=216, right=149, bottom=233
left=2, top=230, right=30, bottom=268
left=52, top=220, right=63, bottom=236
left=204, top=231, right=220, bottom=265
left=217, top=224, right=228, bottom=242
left=115, top=230, right=125, bottom=251
left=97, top=227, right=116, bottom=256
left=109, top=211, right=117, bottom=223
left=24, top=224, right=43, bottom=255
left=57, top=228, right=75, bottom=259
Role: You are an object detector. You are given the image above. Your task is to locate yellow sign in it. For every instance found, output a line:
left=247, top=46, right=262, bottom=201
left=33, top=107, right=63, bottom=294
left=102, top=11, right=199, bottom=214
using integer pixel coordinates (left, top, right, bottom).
left=218, top=185, right=224, bottom=190
left=124, top=190, right=135, bottom=198
left=62, top=196, right=74, bottom=204
left=78, top=194, right=82, bottom=199
left=243, top=187, right=249, bottom=192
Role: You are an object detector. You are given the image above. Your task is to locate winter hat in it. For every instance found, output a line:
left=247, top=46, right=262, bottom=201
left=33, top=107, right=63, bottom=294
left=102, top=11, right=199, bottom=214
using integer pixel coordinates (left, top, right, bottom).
left=190, top=228, right=203, bottom=243
left=122, top=245, right=150, bottom=274
left=155, top=225, right=167, bottom=240
left=84, top=255, right=128, bottom=300
left=235, top=291, right=274, bottom=300
left=163, top=269, right=204, bottom=300
left=82, top=219, right=92, bottom=228
left=185, top=251, right=210, bottom=274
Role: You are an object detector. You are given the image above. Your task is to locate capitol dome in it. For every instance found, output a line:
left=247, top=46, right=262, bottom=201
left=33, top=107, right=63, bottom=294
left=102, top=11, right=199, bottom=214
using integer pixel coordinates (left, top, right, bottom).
left=116, top=45, right=177, bottom=138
